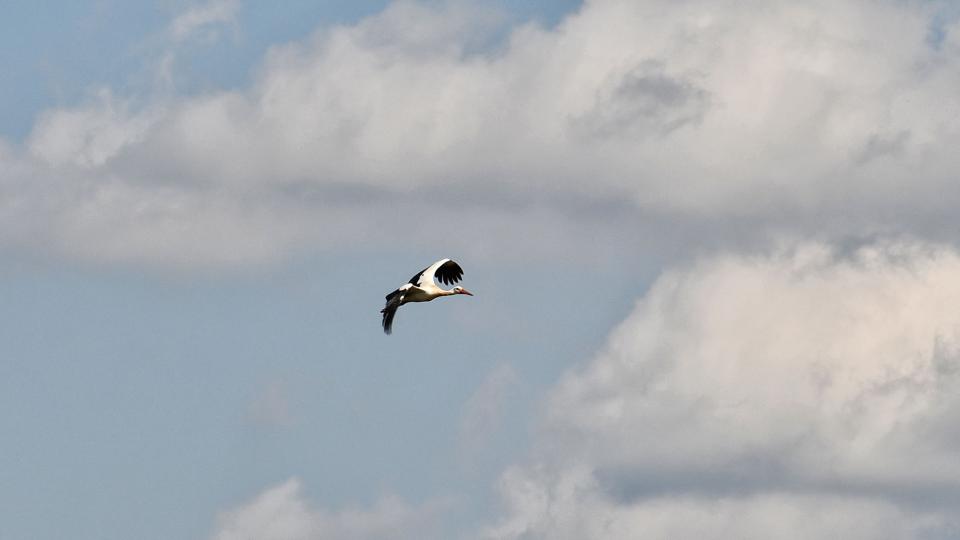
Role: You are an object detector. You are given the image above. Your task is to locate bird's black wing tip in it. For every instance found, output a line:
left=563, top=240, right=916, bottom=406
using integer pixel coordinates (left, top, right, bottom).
left=437, top=260, right=464, bottom=285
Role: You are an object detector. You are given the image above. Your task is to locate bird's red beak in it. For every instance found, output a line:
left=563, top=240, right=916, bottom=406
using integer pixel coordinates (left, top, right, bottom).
left=460, top=288, right=474, bottom=296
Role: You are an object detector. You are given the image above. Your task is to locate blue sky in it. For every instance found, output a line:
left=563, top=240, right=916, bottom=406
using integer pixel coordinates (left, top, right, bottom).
left=4, top=1, right=960, bottom=539
left=0, top=255, right=634, bottom=539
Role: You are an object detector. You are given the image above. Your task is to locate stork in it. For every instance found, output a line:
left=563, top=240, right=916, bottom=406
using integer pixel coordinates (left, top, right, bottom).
left=381, top=258, right=473, bottom=334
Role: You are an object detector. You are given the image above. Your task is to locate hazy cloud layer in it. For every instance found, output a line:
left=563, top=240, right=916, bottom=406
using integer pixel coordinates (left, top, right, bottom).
left=170, top=0, right=239, bottom=43
left=248, top=380, right=294, bottom=429
left=485, top=240, right=960, bottom=539
left=212, top=478, right=451, bottom=540
left=460, top=363, right=519, bottom=457
left=3, top=0, right=960, bottom=267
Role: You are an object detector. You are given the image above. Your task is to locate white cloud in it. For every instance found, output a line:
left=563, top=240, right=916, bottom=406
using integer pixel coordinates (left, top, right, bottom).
left=484, top=240, right=960, bottom=539
left=5, top=0, right=960, bottom=268
left=27, top=89, right=160, bottom=168
left=212, top=478, right=452, bottom=540
left=170, top=0, right=239, bottom=43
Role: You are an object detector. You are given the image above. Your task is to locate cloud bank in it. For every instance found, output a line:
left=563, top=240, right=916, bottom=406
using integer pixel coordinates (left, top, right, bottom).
left=485, top=240, right=960, bottom=539
left=3, top=0, right=960, bottom=268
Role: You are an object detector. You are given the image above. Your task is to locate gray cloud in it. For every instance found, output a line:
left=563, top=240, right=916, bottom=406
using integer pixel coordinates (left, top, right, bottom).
left=855, top=129, right=911, bottom=165
left=571, top=61, right=710, bottom=139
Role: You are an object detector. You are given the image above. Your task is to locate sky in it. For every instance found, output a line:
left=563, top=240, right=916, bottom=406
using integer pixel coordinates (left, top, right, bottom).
left=3, top=1, right=960, bottom=539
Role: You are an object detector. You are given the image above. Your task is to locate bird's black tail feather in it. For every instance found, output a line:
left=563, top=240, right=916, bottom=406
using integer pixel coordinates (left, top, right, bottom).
left=381, top=292, right=402, bottom=334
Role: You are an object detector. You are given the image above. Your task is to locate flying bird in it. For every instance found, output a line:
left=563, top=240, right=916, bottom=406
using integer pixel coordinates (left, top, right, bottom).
left=381, top=258, right=473, bottom=334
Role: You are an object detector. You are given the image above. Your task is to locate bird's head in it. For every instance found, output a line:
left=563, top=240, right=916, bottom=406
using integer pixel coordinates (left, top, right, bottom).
left=452, top=286, right=474, bottom=296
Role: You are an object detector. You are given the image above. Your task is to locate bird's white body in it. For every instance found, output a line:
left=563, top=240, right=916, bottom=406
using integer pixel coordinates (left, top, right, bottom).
left=395, top=282, right=451, bottom=303
left=380, top=258, right=472, bottom=334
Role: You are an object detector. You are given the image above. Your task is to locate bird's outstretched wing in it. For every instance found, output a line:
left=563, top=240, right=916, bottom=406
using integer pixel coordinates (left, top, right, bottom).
left=408, top=258, right=464, bottom=287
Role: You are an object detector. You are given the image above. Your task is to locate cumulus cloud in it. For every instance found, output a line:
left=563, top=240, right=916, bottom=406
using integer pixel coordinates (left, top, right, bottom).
left=4, top=0, right=960, bottom=268
left=485, top=240, right=960, bottom=539
left=212, top=478, right=451, bottom=540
